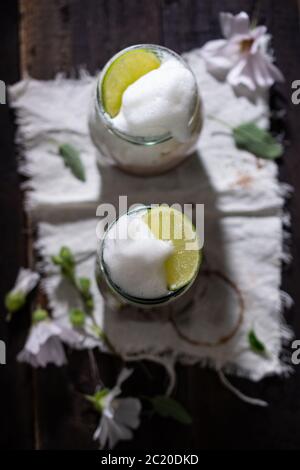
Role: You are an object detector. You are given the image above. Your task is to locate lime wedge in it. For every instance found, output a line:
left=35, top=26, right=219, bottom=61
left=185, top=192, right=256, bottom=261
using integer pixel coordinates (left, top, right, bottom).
left=101, top=49, right=161, bottom=118
left=143, top=206, right=201, bottom=291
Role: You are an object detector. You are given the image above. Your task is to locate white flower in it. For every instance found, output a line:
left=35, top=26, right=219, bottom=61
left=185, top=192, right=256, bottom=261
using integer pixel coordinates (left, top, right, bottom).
left=58, top=323, right=85, bottom=348
left=201, top=11, right=284, bottom=93
left=13, top=268, right=40, bottom=293
left=17, top=313, right=67, bottom=367
left=92, top=368, right=141, bottom=449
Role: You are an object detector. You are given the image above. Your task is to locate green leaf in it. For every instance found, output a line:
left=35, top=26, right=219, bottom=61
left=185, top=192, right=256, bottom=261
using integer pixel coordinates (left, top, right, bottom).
left=5, top=291, right=26, bottom=314
left=32, top=308, right=49, bottom=324
left=233, top=122, right=283, bottom=160
left=248, top=329, right=266, bottom=354
left=58, top=143, right=86, bottom=182
left=150, top=396, right=192, bottom=425
left=69, top=308, right=86, bottom=328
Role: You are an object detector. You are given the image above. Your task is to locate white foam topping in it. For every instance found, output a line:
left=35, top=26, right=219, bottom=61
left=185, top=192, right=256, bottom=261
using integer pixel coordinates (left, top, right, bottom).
left=103, top=211, right=174, bottom=299
left=111, top=59, right=197, bottom=142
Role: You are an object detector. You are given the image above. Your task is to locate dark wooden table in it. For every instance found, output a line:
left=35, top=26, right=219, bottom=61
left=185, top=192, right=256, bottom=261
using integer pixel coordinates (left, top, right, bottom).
left=1, top=0, right=300, bottom=450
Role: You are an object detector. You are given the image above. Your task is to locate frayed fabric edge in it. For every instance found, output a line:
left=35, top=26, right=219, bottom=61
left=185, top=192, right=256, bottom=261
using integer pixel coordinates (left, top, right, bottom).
left=11, top=71, right=294, bottom=408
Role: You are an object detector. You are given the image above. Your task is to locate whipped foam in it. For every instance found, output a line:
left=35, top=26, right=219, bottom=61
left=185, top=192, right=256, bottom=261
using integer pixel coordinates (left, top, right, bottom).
left=103, top=210, right=174, bottom=299
left=111, top=58, right=197, bottom=142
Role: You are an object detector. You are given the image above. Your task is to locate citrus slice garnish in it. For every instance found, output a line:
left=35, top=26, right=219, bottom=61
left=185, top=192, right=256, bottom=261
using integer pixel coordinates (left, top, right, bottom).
left=101, top=48, right=161, bottom=118
left=143, top=206, right=201, bottom=291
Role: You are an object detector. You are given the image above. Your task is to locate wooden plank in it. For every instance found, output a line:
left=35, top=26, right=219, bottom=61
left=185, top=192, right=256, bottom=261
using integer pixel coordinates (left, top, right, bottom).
left=0, top=1, right=35, bottom=450
left=19, top=0, right=163, bottom=450
left=162, top=0, right=300, bottom=450
left=69, top=0, right=162, bottom=73
left=20, top=0, right=162, bottom=78
left=161, top=0, right=257, bottom=52
left=20, top=0, right=72, bottom=78
left=15, top=0, right=300, bottom=450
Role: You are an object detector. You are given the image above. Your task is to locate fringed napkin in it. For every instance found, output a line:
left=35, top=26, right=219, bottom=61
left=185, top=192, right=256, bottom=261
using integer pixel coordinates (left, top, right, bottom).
left=9, top=49, right=293, bottom=393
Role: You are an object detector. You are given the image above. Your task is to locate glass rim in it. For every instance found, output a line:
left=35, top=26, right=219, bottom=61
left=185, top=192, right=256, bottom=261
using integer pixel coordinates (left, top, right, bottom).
left=99, top=205, right=199, bottom=306
left=95, top=44, right=199, bottom=146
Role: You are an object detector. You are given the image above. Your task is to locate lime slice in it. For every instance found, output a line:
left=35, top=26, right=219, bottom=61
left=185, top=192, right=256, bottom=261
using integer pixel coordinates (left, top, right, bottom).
left=101, top=49, right=161, bottom=118
left=143, top=206, right=201, bottom=291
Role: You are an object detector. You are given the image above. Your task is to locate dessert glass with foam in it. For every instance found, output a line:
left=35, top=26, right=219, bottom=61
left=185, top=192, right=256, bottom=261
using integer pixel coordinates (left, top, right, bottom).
left=89, top=44, right=203, bottom=176
left=96, top=206, right=200, bottom=308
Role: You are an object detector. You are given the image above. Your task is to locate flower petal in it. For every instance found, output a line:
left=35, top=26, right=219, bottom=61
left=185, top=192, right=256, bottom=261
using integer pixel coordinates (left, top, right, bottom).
left=251, top=25, right=267, bottom=41
left=251, top=52, right=274, bottom=88
left=93, top=420, right=102, bottom=441
left=249, top=51, right=284, bottom=89
left=94, top=417, right=110, bottom=449
left=17, top=322, right=67, bottom=367
left=103, top=368, right=134, bottom=406
left=116, top=368, right=133, bottom=388
left=262, top=53, right=284, bottom=83
left=12, top=268, right=40, bottom=295
left=114, top=398, right=141, bottom=429
left=201, top=39, right=240, bottom=78
left=227, top=57, right=256, bottom=91
left=26, top=322, right=61, bottom=354
left=58, top=324, right=84, bottom=348
left=102, top=415, right=133, bottom=449
left=17, top=349, right=39, bottom=367
left=220, top=12, right=250, bottom=38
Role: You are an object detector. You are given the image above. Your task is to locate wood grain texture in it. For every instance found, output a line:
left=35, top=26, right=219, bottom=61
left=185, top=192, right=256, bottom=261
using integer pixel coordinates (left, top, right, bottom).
left=3, top=0, right=300, bottom=450
left=20, top=0, right=162, bottom=77
left=69, top=0, right=162, bottom=73
left=0, top=1, right=34, bottom=450
left=20, top=0, right=72, bottom=78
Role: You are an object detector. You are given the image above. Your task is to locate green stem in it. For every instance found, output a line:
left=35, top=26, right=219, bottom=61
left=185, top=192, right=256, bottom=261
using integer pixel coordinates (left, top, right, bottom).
left=53, top=249, right=121, bottom=358
left=90, top=320, right=120, bottom=357
left=207, top=114, right=233, bottom=129
left=250, top=0, right=262, bottom=29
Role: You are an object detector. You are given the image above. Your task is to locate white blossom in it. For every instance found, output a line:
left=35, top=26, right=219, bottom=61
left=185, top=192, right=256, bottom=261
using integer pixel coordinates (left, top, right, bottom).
left=17, top=319, right=67, bottom=367
left=59, top=322, right=86, bottom=349
left=92, top=368, right=141, bottom=449
left=201, top=11, right=284, bottom=94
left=13, top=268, right=40, bottom=293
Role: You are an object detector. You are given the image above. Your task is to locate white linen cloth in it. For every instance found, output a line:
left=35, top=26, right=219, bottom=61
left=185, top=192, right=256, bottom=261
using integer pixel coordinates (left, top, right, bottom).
left=9, top=49, right=292, bottom=389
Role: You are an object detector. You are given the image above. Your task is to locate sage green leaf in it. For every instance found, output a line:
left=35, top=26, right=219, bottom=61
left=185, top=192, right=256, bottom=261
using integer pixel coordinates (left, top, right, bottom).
left=248, top=329, right=266, bottom=354
left=58, top=143, right=86, bottom=182
left=151, top=396, right=192, bottom=425
left=233, top=122, right=283, bottom=160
